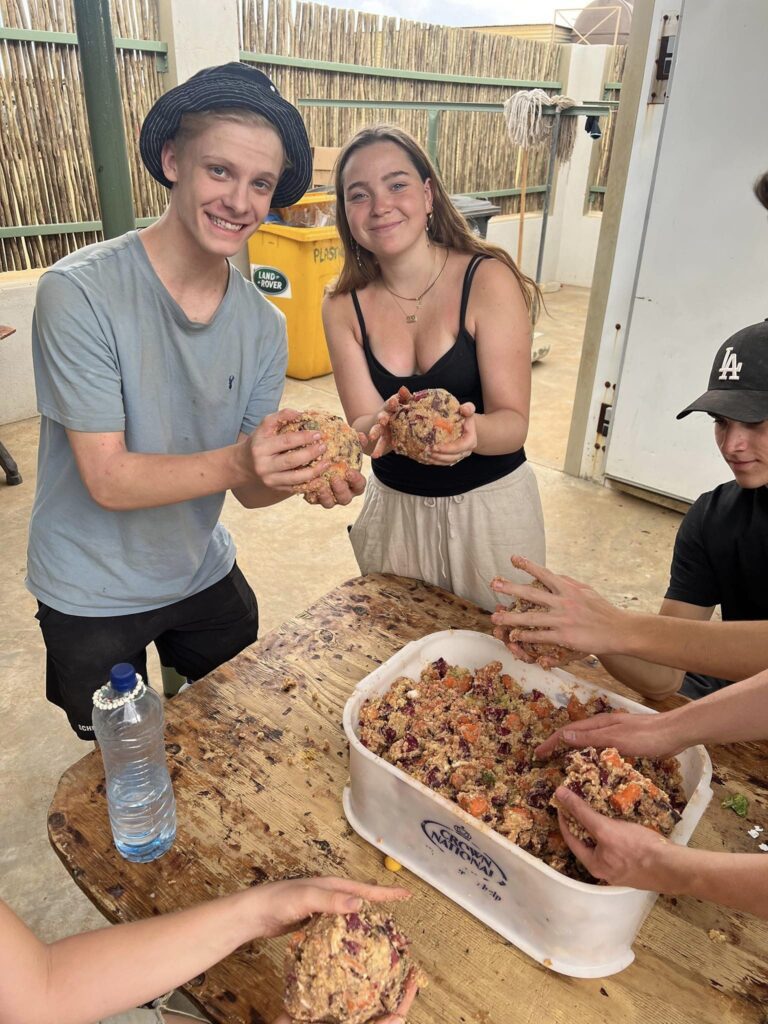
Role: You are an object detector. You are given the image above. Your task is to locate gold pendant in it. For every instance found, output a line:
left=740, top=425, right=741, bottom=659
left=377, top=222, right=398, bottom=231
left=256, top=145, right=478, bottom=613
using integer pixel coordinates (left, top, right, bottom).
left=406, top=313, right=417, bottom=323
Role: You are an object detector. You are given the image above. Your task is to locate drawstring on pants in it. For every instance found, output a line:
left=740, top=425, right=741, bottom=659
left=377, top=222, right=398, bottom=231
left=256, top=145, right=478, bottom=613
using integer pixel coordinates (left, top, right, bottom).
left=423, top=496, right=448, bottom=584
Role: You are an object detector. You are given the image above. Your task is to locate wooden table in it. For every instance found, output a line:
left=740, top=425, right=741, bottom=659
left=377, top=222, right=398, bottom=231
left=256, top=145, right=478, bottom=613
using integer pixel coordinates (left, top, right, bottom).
left=49, top=574, right=768, bottom=1024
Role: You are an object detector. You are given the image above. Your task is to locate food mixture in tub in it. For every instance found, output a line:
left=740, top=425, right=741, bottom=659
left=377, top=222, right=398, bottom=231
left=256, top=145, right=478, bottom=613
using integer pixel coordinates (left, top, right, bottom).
left=554, top=747, right=682, bottom=842
left=358, top=659, right=686, bottom=882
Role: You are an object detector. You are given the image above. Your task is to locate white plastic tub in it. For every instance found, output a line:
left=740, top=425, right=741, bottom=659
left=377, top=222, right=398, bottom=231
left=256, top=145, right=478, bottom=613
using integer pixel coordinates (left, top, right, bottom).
left=342, top=630, right=712, bottom=978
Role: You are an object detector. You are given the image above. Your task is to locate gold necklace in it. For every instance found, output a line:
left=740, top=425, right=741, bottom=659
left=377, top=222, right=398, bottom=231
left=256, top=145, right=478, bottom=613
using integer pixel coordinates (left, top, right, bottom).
left=383, top=250, right=449, bottom=324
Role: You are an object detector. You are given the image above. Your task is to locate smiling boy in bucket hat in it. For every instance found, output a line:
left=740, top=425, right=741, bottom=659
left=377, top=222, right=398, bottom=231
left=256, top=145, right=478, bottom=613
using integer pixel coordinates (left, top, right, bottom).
left=27, top=63, right=365, bottom=740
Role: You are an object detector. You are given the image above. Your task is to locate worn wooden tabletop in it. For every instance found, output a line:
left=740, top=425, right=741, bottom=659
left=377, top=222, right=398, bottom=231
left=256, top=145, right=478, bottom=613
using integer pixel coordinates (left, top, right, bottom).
left=49, top=574, right=768, bottom=1024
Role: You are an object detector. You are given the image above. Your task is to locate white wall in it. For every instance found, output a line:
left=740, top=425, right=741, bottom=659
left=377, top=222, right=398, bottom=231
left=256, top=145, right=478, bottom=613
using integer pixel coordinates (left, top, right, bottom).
left=552, top=45, right=609, bottom=286
left=569, top=1, right=675, bottom=479
left=486, top=44, right=610, bottom=289
left=158, top=0, right=239, bottom=86
left=602, top=0, right=768, bottom=502
left=0, top=271, right=45, bottom=425
left=486, top=214, right=544, bottom=282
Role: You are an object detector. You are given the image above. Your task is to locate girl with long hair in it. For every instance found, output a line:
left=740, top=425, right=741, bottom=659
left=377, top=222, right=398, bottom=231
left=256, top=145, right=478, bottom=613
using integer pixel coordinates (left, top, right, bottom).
left=322, top=125, right=545, bottom=609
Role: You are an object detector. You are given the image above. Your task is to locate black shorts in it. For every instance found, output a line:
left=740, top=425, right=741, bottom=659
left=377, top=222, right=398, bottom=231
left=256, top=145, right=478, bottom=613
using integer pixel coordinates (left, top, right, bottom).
left=36, top=562, right=258, bottom=740
left=679, top=671, right=733, bottom=700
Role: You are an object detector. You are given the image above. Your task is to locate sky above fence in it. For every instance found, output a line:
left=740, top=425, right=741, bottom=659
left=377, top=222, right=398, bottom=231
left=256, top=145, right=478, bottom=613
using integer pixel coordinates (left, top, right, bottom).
left=313, top=0, right=567, bottom=27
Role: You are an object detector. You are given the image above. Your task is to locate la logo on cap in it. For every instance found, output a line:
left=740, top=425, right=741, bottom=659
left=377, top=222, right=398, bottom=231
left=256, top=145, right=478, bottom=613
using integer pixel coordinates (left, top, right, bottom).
left=718, top=346, right=742, bottom=381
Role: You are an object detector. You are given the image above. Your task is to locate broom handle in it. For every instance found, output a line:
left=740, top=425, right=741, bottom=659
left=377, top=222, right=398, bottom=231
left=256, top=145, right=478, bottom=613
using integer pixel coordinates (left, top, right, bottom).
left=517, top=149, right=529, bottom=267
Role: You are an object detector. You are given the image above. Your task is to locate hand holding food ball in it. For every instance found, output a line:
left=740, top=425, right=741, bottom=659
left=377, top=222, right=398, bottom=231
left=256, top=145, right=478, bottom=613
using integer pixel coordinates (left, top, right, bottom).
left=283, top=902, right=425, bottom=1024
left=276, top=410, right=366, bottom=508
left=369, top=387, right=475, bottom=466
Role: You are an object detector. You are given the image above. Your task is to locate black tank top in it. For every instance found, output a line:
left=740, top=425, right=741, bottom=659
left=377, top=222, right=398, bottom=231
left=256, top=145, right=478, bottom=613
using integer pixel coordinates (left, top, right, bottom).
left=351, top=254, right=526, bottom=498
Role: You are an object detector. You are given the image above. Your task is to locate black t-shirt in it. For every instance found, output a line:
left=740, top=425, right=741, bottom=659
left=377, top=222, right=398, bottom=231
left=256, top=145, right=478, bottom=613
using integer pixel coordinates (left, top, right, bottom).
left=665, top=481, right=768, bottom=620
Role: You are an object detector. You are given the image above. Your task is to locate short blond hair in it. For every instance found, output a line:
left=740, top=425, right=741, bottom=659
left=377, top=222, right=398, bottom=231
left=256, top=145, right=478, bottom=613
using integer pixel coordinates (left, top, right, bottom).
left=172, top=108, right=289, bottom=168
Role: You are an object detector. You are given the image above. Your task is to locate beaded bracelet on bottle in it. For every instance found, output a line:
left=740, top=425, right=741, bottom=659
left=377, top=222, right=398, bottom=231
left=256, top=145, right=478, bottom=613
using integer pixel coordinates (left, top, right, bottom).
left=93, top=674, right=147, bottom=710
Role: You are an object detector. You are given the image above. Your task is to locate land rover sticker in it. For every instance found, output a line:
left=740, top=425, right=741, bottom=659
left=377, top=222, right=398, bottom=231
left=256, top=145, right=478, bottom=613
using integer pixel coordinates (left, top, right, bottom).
left=252, top=265, right=291, bottom=298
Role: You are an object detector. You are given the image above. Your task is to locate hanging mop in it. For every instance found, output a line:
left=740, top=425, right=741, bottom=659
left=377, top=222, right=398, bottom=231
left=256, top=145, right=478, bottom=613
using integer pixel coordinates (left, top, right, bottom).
left=503, top=89, right=577, bottom=269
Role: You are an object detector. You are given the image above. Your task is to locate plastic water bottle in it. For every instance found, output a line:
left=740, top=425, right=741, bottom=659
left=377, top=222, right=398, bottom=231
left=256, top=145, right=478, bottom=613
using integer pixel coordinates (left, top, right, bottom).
left=92, top=663, right=177, bottom=863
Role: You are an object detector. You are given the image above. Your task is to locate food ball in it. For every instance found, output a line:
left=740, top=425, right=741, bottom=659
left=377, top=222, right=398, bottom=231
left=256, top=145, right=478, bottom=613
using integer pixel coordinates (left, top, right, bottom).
left=283, top=903, right=424, bottom=1024
left=277, top=411, right=363, bottom=497
left=389, top=388, right=462, bottom=463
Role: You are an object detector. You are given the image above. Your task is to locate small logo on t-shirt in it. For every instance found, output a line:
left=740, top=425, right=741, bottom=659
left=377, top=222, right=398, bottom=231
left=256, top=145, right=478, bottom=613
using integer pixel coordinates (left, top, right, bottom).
left=228, top=375, right=235, bottom=390
left=718, top=346, right=742, bottom=381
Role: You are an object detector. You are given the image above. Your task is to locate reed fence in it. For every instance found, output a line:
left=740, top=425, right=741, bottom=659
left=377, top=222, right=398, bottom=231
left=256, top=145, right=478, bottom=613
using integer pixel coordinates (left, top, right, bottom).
left=242, top=0, right=565, bottom=215
left=589, top=44, right=626, bottom=212
left=1, top=0, right=624, bottom=272
left=0, top=0, right=165, bottom=271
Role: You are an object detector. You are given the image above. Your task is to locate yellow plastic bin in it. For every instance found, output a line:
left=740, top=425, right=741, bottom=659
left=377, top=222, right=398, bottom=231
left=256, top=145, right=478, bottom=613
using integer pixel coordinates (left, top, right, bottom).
left=248, top=195, right=342, bottom=379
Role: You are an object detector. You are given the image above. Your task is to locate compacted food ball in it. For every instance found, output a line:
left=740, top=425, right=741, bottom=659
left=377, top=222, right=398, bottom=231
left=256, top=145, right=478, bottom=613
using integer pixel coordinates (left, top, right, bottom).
left=277, top=411, right=363, bottom=498
left=552, top=747, right=682, bottom=843
left=389, top=388, right=463, bottom=463
left=493, top=578, right=586, bottom=669
left=283, top=903, right=424, bottom=1024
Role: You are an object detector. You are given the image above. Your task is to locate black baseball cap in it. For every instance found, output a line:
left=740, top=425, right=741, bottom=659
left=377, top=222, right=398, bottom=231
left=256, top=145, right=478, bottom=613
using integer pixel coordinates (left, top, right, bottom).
left=139, top=62, right=311, bottom=207
left=677, top=321, right=768, bottom=423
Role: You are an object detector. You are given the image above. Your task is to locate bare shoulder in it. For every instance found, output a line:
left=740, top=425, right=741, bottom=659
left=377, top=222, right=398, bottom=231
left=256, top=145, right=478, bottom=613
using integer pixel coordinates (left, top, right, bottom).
left=464, top=255, right=530, bottom=329
left=322, top=288, right=363, bottom=347
left=471, top=254, right=527, bottom=296
left=322, top=288, right=352, bottom=324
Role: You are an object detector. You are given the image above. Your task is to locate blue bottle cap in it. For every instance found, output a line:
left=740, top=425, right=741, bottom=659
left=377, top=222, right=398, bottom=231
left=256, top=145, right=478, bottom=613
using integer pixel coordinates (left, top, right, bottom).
left=110, top=663, right=137, bottom=693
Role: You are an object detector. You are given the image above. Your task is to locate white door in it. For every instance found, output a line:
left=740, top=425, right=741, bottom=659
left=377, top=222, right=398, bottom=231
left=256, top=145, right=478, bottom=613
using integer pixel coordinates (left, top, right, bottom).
left=604, top=0, right=768, bottom=502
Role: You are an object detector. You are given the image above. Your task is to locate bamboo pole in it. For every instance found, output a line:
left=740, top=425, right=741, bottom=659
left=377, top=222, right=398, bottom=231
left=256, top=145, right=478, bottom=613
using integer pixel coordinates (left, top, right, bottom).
left=517, top=149, right=528, bottom=268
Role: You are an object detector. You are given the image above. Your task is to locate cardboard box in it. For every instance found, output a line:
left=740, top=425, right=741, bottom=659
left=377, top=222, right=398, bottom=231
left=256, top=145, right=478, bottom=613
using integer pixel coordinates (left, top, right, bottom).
left=311, top=146, right=341, bottom=187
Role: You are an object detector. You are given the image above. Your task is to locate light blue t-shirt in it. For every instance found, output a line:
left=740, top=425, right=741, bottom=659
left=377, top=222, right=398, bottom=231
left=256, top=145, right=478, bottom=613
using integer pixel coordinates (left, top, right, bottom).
left=27, top=231, right=287, bottom=616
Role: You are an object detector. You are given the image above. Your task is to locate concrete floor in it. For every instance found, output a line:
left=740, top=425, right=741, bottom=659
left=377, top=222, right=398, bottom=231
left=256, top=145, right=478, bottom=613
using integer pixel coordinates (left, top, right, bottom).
left=0, top=285, right=683, bottom=957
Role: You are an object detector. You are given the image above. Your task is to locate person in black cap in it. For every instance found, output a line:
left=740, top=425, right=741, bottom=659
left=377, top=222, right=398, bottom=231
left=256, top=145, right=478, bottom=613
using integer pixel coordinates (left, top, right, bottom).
left=27, top=63, right=365, bottom=740
left=491, top=319, right=768, bottom=699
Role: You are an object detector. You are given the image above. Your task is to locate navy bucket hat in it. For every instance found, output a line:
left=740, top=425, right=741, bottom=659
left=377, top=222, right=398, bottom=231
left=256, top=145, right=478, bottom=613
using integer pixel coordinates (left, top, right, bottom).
left=139, top=62, right=312, bottom=207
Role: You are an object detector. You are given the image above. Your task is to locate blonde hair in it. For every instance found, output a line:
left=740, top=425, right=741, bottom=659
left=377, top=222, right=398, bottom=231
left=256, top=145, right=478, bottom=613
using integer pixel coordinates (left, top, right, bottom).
left=329, top=124, right=539, bottom=313
left=171, top=108, right=288, bottom=167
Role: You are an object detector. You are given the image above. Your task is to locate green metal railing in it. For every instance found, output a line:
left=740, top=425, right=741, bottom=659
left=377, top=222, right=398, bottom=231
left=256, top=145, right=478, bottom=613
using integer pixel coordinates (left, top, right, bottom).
left=240, top=51, right=561, bottom=90
left=0, top=218, right=157, bottom=240
left=298, top=97, right=613, bottom=190
left=2, top=36, right=610, bottom=242
left=0, top=25, right=168, bottom=67
left=296, top=97, right=613, bottom=282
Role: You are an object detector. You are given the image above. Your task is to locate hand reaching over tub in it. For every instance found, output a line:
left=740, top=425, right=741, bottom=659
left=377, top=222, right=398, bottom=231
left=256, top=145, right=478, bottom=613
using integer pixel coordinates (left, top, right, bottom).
left=490, top=556, right=589, bottom=668
left=554, top=785, right=685, bottom=890
left=535, top=709, right=684, bottom=761
left=489, top=552, right=647, bottom=663
left=537, top=666, right=768, bottom=761
left=554, top=785, right=768, bottom=916
left=369, top=386, right=475, bottom=466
